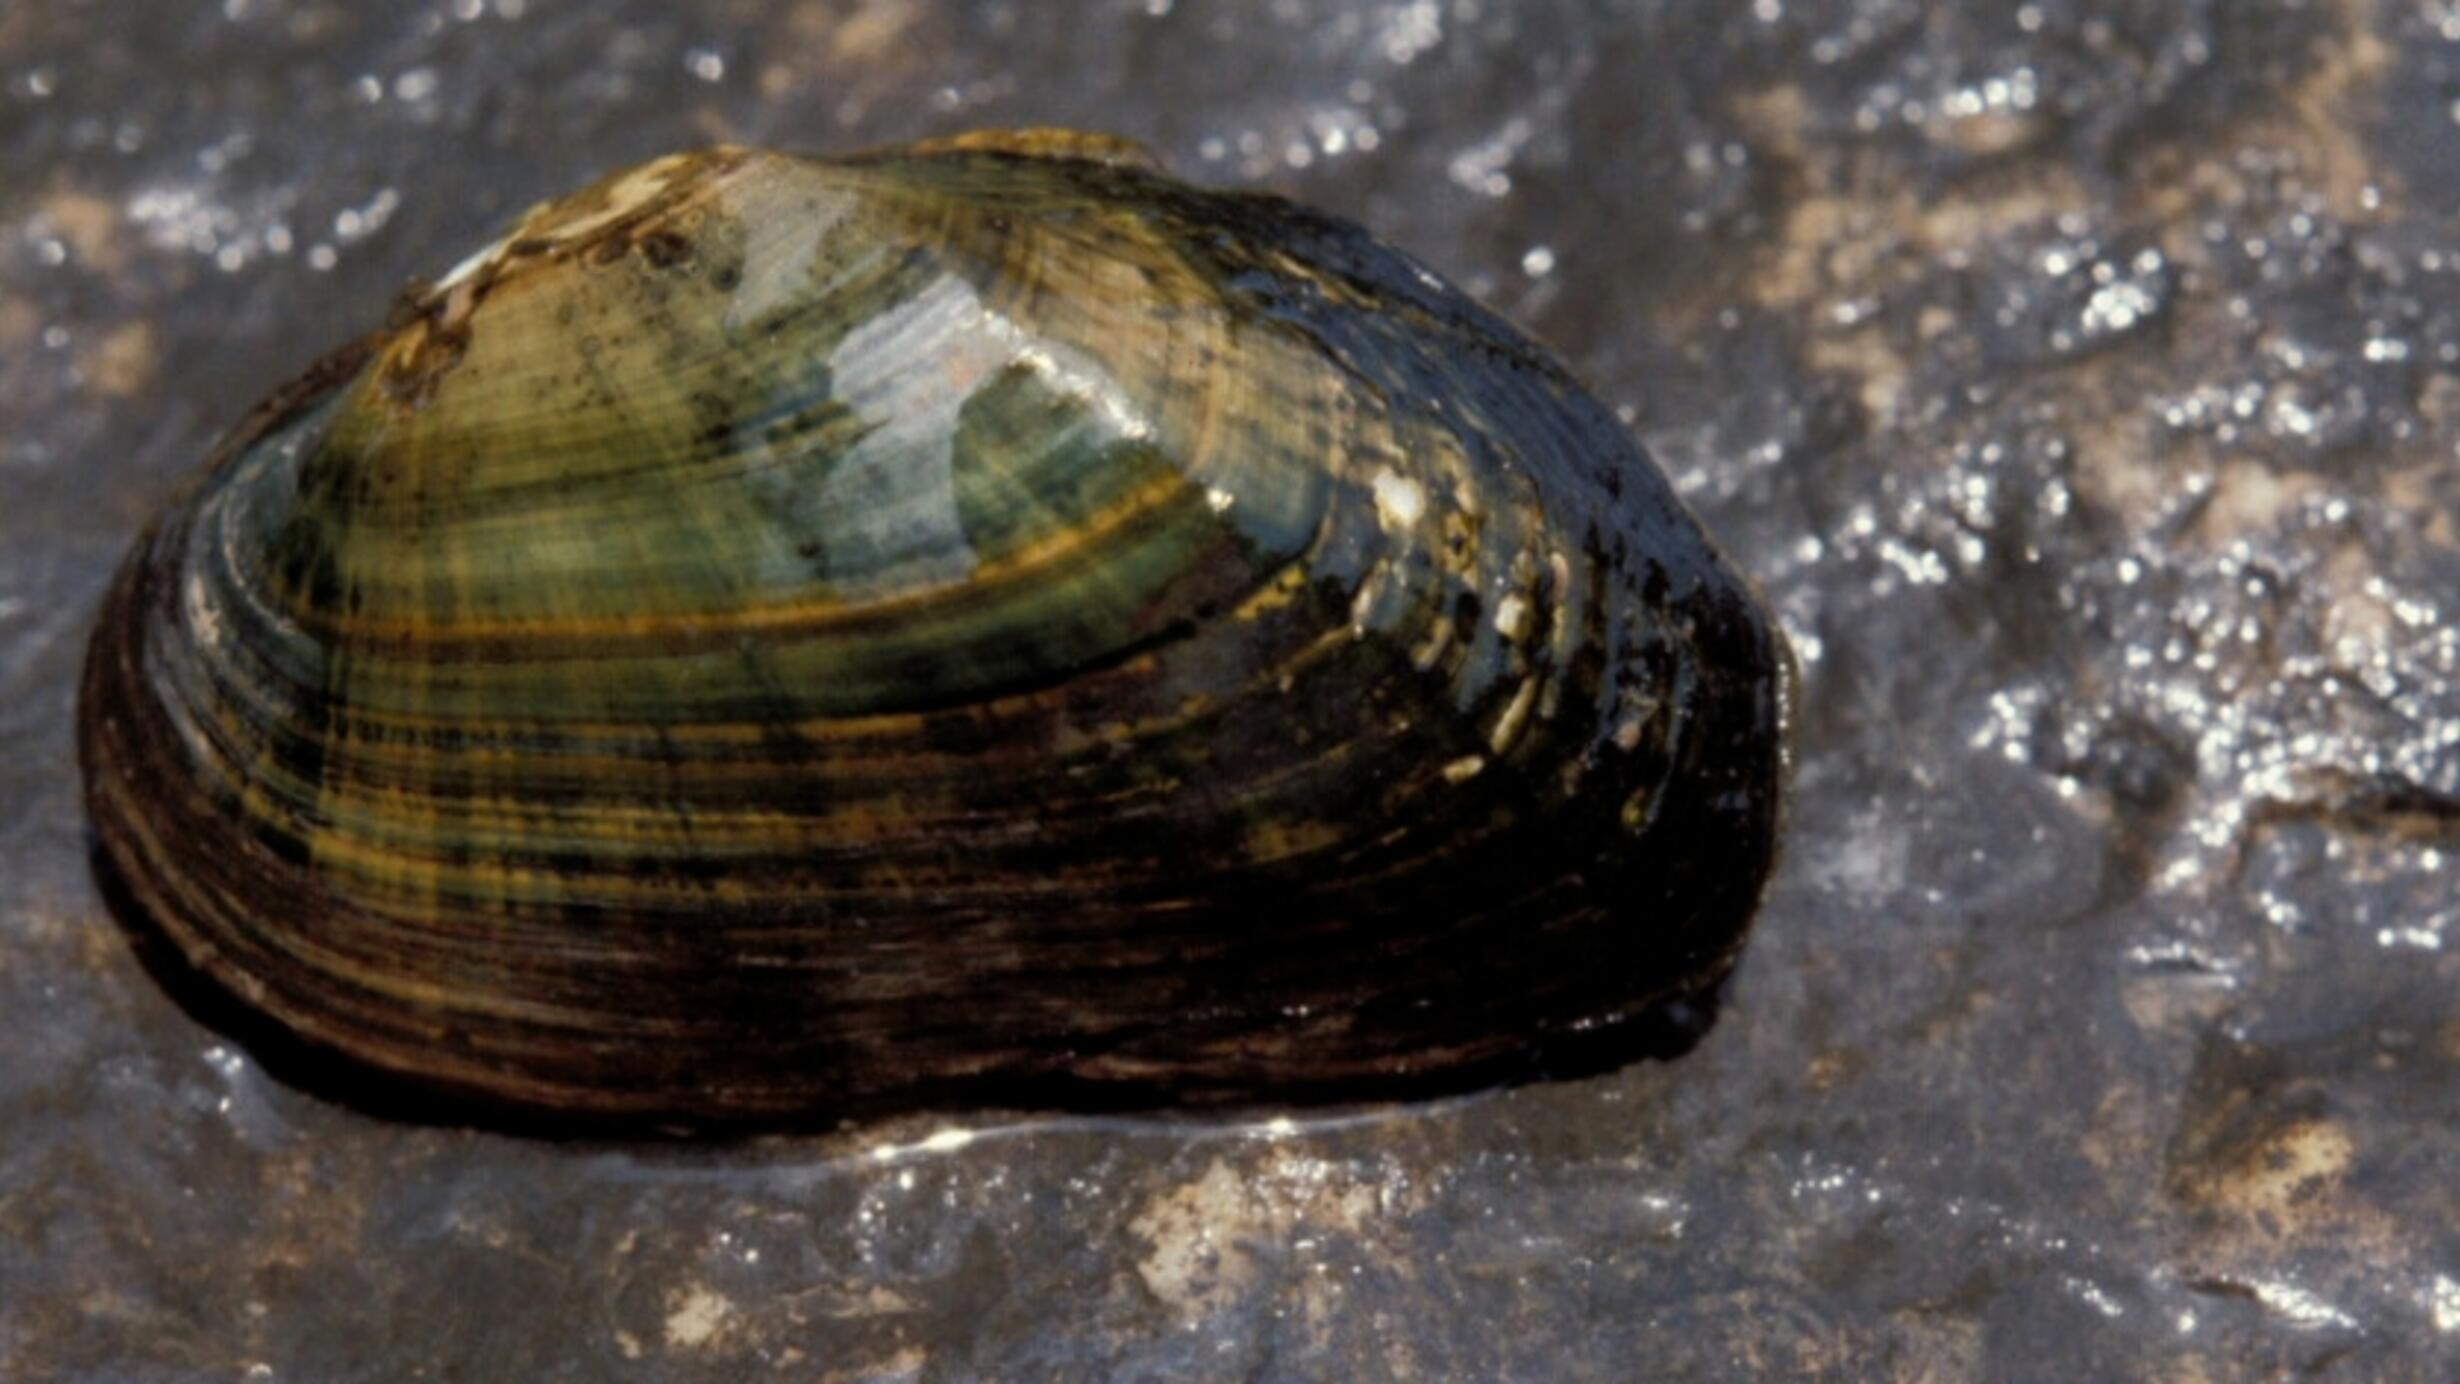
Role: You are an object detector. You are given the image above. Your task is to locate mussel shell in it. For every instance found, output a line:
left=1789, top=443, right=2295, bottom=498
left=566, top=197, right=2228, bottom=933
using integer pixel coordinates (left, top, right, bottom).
left=78, top=134, right=1787, bottom=1125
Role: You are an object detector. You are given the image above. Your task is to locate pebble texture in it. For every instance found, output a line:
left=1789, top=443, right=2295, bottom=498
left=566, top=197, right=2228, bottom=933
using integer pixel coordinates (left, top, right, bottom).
left=6, top=0, right=2460, bottom=1378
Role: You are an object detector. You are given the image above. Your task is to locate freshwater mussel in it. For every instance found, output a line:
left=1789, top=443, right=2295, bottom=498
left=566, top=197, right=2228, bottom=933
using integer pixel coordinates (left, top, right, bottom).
left=78, top=130, right=1787, bottom=1126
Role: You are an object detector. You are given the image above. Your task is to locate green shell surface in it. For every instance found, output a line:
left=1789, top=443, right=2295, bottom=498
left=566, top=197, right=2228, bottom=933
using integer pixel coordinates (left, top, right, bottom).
left=78, top=132, right=1788, bottom=1125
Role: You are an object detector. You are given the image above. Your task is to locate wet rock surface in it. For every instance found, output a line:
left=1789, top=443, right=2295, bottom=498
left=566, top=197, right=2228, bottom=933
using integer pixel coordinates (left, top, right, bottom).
left=6, top=0, right=2460, bottom=1378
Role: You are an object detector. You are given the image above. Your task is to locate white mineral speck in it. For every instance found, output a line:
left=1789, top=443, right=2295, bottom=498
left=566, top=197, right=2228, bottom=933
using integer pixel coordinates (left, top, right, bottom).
left=1370, top=469, right=1425, bottom=531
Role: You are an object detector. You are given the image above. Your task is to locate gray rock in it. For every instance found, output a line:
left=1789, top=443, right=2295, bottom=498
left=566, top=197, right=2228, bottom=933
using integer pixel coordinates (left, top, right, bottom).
left=5, top=1, right=2457, bottom=1378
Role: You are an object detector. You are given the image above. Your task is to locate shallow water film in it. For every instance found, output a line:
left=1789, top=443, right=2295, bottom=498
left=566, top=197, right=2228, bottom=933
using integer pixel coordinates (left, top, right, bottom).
left=8, top=1, right=2460, bottom=1379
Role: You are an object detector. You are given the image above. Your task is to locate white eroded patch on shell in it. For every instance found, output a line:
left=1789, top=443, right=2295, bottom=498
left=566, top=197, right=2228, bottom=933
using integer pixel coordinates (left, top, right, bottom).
left=720, top=182, right=855, bottom=334
left=437, top=148, right=742, bottom=292
left=182, top=570, right=224, bottom=650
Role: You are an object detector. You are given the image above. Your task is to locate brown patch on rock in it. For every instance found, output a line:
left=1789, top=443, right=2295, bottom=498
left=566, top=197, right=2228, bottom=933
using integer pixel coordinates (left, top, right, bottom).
left=1745, top=176, right=2089, bottom=318
left=661, top=1282, right=736, bottom=1350
left=35, top=187, right=127, bottom=274
left=1803, top=327, right=1913, bottom=431
left=2205, top=1119, right=2356, bottom=1230
left=1721, top=76, right=2098, bottom=437
left=1131, top=1159, right=1262, bottom=1320
left=819, top=1346, right=926, bottom=1382
left=2131, top=0, right=2396, bottom=227
left=84, top=322, right=157, bottom=398
left=0, top=297, right=38, bottom=356
left=1129, top=1150, right=1416, bottom=1327
left=1731, top=80, right=2090, bottom=318
left=791, top=0, right=925, bottom=67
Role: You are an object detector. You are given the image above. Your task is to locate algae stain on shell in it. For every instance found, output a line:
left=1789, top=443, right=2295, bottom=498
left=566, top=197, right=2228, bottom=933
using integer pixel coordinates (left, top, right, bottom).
left=77, top=130, right=1789, bottom=1126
